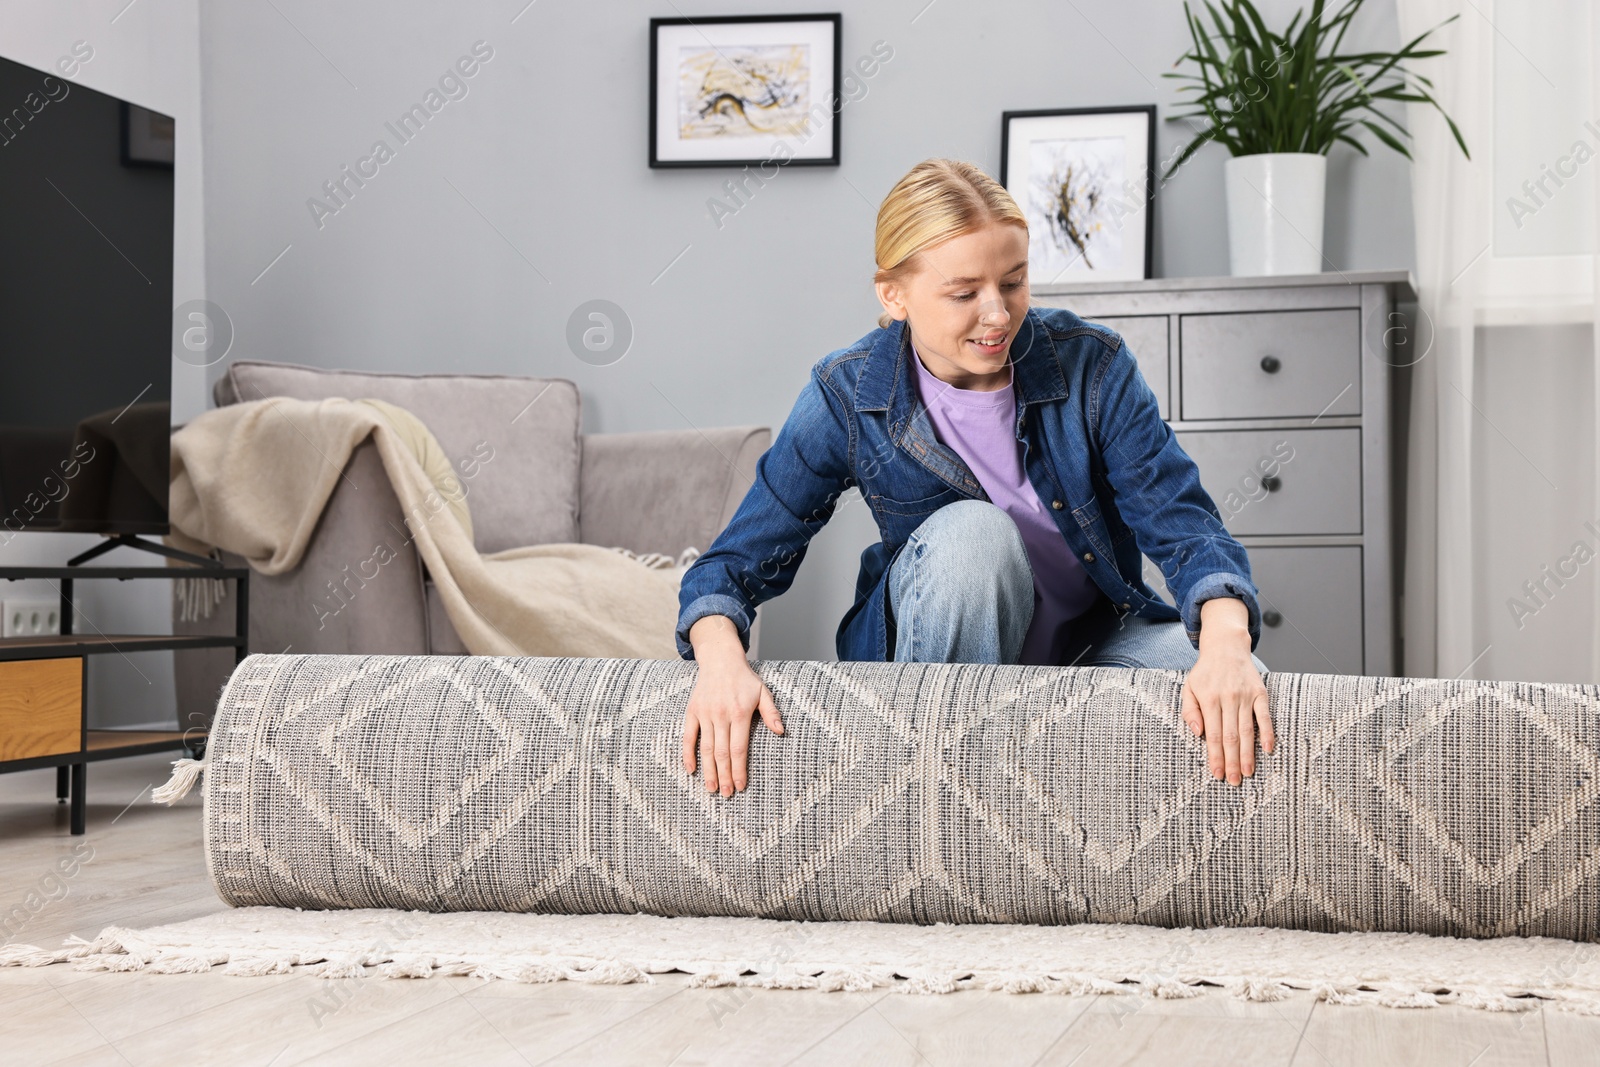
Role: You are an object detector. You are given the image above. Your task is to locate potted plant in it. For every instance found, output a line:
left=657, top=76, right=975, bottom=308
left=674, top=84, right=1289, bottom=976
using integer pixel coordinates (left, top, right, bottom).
left=1164, top=0, right=1469, bottom=276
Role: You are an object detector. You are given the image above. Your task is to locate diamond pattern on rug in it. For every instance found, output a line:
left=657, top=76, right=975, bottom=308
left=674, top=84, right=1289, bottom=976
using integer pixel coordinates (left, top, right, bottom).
left=201, top=655, right=1600, bottom=942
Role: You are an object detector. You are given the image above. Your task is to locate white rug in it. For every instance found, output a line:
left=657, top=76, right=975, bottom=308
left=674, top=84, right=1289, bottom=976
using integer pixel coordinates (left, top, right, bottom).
left=5, top=907, right=1600, bottom=1015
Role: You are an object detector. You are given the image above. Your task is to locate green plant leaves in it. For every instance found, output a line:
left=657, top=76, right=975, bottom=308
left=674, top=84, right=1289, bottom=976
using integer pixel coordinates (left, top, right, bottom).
left=1160, top=0, right=1469, bottom=180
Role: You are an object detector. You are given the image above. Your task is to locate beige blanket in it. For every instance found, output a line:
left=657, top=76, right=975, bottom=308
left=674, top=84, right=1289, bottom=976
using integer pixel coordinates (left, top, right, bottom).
left=168, top=397, right=682, bottom=659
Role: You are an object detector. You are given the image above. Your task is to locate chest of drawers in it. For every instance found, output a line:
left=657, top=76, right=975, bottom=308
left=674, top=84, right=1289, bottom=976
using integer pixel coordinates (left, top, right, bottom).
left=1032, top=270, right=1416, bottom=676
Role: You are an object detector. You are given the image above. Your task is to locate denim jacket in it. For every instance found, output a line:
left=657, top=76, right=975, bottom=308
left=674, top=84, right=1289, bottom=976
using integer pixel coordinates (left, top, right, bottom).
left=675, top=304, right=1262, bottom=662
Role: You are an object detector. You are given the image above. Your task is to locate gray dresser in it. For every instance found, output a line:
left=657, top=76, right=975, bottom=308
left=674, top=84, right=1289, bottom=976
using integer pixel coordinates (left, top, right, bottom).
left=1032, top=270, right=1416, bottom=677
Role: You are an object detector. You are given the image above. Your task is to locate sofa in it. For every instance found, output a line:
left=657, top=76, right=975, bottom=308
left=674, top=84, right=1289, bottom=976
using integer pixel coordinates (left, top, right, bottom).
left=171, top=360, right=770, bottom=729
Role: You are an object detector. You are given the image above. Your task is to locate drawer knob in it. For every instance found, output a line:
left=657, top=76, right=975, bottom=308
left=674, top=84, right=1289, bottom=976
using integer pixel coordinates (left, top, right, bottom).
left=1262, top=475, right=1282, bottom=493
left=1259, top=355, right=1282, bottom=374
left=1263, top=609, right=1283, bottom=628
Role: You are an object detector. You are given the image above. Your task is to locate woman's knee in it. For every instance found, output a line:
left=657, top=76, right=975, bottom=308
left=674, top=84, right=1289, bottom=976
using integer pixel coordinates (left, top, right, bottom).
left=909, top=500, right=1026, bottom=558
left=889, top=500, right=1034, bottom=663
left=905, top=500, right=1031, bottom=594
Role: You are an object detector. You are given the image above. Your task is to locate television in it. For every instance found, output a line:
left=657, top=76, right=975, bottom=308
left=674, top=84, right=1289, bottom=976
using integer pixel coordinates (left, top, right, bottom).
left=0, top=51, right=174, bottom=536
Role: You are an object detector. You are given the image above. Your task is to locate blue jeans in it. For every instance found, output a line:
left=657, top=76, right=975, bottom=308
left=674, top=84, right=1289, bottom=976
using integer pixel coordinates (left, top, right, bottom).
left=886, top=500, right=1268, bottom=671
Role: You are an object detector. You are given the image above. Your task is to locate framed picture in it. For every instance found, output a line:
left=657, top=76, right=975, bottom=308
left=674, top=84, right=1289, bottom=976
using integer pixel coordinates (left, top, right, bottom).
left=120, top=102, right=175, bottom=168
left=1000, top=106, right=1156, bottom=283
left=649, top=13, right=841, bottom=168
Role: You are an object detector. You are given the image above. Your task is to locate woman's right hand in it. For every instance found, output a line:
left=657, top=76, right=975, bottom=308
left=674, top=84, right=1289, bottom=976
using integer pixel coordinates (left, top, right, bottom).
left=682, top=615, right=784, bottom=797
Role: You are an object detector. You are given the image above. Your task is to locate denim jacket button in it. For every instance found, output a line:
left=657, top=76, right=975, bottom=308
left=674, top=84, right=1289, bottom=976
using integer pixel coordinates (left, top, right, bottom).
left=1082, top=551, right=1095, bottom=563
left=1051, top=499, right=1063, bottom=510
left=1121, top=602, right=1132, bottom=611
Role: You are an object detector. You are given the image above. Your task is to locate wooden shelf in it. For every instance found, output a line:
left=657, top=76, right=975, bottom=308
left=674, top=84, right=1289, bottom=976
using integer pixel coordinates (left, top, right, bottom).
left=86, top=729, right=184, bottom=750
left=0, top=541, right=248, bottom=832
left=85, top=729, right=191, bottom=760
left=0, top=730, right=194, bottom=773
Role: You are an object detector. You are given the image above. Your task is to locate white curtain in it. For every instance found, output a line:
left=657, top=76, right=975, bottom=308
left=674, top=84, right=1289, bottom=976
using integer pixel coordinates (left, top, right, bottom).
left=1395, top=0, right=1599, bottom=683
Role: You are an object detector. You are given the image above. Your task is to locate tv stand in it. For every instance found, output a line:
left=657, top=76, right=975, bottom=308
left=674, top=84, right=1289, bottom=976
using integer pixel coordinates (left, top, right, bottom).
left=0, top=536, right=248, bottom=833
left=66, top=533, right=221, bottom=568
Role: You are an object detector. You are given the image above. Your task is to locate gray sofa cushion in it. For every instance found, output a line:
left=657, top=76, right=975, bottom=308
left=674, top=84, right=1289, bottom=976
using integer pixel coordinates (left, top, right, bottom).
left=214, top=360, right=581, bottom=552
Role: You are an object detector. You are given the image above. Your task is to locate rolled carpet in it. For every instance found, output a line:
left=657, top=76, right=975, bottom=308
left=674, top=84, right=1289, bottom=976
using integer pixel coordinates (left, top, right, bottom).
left=191, top=654, right=1600, bottom=940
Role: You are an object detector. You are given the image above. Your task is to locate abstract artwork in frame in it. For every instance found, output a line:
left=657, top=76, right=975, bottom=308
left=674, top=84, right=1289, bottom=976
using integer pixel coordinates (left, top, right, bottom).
left=1000, top=106, right=1156, bottom=283
left=650, top=14, right=841, bottom=168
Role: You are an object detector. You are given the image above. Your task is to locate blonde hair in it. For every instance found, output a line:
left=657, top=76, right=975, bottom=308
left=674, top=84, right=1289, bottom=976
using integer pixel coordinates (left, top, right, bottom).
left=873, top=158, right=1028, bottom=330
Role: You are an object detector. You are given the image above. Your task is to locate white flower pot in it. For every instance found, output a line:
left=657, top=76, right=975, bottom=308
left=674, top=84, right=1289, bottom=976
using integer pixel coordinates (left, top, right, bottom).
left=1224, top=153, right=1327, bottom=276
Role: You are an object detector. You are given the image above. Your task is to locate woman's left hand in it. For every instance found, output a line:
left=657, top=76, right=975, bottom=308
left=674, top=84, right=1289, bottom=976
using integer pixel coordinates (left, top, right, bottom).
left=1180, top=597, right=1273, bottom=785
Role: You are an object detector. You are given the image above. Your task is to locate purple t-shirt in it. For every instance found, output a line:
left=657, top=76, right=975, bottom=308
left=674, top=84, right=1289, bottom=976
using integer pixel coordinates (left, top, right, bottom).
left=911, top=344, right=1102, bottom=665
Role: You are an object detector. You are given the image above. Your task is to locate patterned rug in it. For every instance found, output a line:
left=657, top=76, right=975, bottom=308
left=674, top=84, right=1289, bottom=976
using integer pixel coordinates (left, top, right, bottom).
left=6, top=907, right=1600, bottom=1015
left=178, top=653, right=1600, bottom=942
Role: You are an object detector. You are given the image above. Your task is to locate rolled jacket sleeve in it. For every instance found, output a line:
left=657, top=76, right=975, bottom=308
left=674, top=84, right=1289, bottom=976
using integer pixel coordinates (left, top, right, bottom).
left=674, top=363, right=855, bottom=660
left=675, top=593, right=753, bottom=658
left=1179, top=571, right=1262, bottom=651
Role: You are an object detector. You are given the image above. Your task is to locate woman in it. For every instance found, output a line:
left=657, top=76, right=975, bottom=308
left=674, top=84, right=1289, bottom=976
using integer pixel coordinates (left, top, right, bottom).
left=676, top=158, right=1272, bottom=799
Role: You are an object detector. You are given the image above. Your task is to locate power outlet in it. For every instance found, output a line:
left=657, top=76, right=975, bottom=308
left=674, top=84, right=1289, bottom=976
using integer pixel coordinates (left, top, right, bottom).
left=3, top=599, right=62, bottom=638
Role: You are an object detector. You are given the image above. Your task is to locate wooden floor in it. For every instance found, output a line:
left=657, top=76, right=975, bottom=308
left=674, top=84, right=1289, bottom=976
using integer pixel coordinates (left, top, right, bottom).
left=0, top=754, right=1591, bottom=1067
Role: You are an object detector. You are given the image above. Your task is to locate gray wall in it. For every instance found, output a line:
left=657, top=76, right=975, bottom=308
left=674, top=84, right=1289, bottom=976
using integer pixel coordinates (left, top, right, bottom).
left=196, top=0, right=1419, bottom=660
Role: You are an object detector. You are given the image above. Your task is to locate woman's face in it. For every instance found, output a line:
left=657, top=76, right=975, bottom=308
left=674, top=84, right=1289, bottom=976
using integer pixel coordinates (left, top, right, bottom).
left=875, top=221, right=1030, bottom=391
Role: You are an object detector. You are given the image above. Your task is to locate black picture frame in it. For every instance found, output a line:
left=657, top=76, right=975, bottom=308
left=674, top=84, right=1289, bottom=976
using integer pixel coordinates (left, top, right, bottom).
left=649, top=13, right=842, bottom=169
left=1000, top=105, right=1157, bottom=282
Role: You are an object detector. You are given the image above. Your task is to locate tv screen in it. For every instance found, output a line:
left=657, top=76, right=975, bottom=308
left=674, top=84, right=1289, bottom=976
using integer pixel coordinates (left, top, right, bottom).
left=0, top=52, right=174, bottom=536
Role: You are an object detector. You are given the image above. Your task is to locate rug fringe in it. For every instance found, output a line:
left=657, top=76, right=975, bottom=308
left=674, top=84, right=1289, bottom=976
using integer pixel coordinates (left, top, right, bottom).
left=1227, top=977, right=1294, bottom=1002
left=7, top=936, right=1600, bottom=1015
left=152, top=757, right=205, bottom=805
left=222, top=956, right=295, bottom=977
